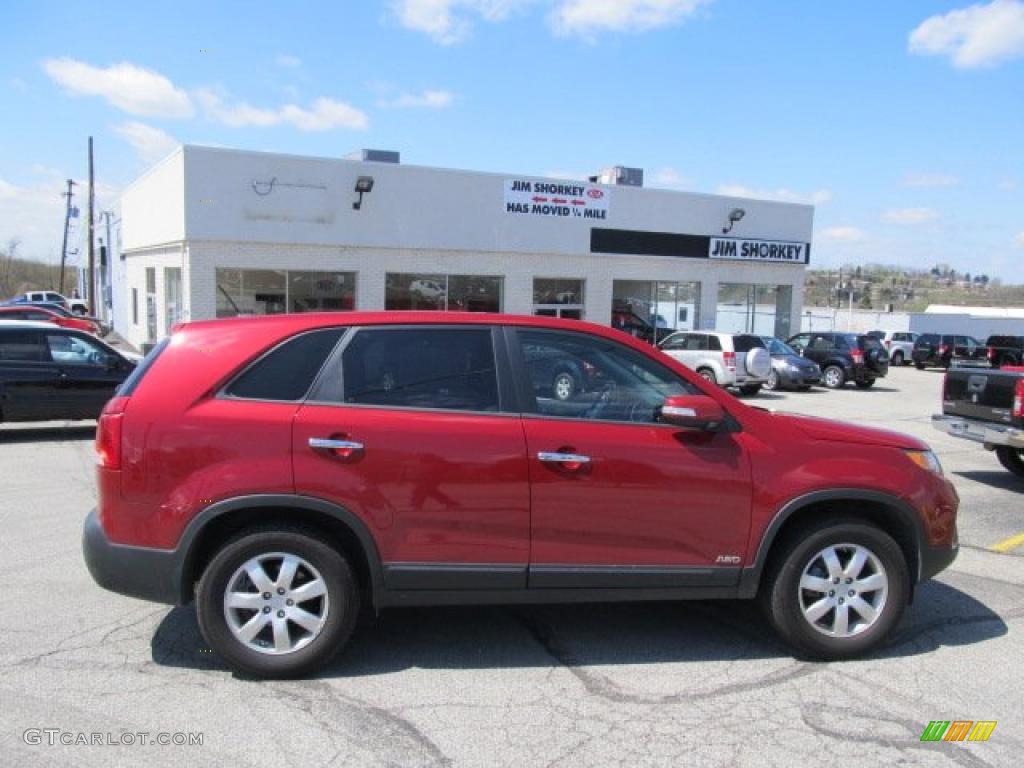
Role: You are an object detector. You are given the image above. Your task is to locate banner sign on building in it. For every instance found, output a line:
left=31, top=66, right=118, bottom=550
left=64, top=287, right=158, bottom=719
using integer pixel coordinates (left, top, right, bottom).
left=504, top=179, right=610, bottom=221
left=709, top=237, right=809, bottom=264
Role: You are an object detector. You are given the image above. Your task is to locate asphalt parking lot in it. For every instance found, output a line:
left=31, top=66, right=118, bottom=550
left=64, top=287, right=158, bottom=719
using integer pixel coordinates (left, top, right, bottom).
left=1, top=364, right=1021, bottom=767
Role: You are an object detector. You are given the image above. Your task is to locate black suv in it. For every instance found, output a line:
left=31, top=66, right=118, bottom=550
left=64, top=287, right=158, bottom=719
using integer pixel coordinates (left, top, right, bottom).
left=785, top=332, right=889, bottom=389
left=0, top=321, right=137, bottom=422
left=984, top=336, right=1024, bottom=368
left=911, top=334, right=986, bottom=369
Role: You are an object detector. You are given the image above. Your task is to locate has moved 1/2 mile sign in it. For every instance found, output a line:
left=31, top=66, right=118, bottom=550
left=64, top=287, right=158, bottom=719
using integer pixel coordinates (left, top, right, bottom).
left=504, top=179, right=610, bottom=221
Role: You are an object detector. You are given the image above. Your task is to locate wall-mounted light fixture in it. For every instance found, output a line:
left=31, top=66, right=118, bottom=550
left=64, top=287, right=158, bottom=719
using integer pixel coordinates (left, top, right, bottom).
left=353, top=176, right=375, bottom=210
left=722, top=207, right=745, bottom=234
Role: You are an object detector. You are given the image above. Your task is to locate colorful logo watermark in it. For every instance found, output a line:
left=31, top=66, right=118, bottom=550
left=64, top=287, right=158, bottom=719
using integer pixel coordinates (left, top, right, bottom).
left=920, top=721, right=996, bottom=742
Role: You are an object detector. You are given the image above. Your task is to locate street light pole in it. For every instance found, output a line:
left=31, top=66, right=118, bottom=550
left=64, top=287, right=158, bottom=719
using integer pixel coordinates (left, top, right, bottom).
left=58, top=179, right=76, bottom=292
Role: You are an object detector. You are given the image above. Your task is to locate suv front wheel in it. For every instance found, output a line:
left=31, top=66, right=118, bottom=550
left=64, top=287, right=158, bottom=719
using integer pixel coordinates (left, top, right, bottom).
left=761, top=521, right=909, bottom=659
left=197, top=528, right=359, bottom=678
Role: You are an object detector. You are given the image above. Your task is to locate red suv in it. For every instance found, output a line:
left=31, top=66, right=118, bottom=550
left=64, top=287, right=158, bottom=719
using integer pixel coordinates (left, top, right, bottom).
left=84, top=312, right=958, bottom=678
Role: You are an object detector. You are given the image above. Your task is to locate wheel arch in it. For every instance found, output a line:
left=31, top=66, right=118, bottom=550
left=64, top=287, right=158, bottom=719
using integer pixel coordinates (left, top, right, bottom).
left=738, top=489, right=923, bottom=599
left=176, top=495, right=384, bottom=610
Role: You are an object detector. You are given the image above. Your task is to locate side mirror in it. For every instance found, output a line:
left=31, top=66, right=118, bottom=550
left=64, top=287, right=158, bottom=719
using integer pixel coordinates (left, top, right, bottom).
left=659, top=395, right=726, bottom=431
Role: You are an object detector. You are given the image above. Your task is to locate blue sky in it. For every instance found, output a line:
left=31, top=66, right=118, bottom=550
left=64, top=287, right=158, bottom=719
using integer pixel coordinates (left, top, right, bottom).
left=1, top=0, right=1022, bottom=279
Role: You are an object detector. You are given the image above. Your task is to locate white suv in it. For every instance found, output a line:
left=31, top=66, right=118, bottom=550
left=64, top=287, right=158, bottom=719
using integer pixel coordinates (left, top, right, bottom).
left=658, top=331, right=772, bottom=395
left=867, top=330, right=918, bottom=366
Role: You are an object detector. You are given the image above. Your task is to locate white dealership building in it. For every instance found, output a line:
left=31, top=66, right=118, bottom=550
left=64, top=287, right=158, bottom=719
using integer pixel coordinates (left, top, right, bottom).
left=104, top=146, right=814, bottom=350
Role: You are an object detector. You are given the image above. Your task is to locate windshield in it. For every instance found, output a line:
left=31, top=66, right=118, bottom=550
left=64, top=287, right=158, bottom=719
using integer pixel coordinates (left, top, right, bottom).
left=763, top=337, right=796, bottom=356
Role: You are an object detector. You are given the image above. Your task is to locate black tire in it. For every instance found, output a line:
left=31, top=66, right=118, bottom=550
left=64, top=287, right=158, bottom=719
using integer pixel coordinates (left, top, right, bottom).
left=995, top=446, right=1024, bottom=478
left=764, top=370, right=780, bottom=391
left=822, top=365, right=846, bottom=389
left=855, top=378, right=876, bottom=389
left=914, top=362, right=925, bottom=370
left=739, top=384, right=762, bottom=396
left=697, top=367, right=717, bottom=386
left=761, top=520, right=909, bottom=660
left=197, top=527, right=360, bottom=679
left=551, top=371, right=577, bottom=401
left=891, top=351, right=904, bottom=366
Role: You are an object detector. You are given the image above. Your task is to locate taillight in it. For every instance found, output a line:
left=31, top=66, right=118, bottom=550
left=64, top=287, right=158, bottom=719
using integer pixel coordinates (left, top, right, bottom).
left=852, top=349, right=864, bottom=365
left=723, top=351, right=736, bottom=370
left=1014, top=379, right=1024, bottom=420
left=987, top=346, right=997, bottom=360
left=884, top=340, right=892, bottom=349
left=938, top=344, right=949, bottom=355
left=96, top=395, right=129, bottom=470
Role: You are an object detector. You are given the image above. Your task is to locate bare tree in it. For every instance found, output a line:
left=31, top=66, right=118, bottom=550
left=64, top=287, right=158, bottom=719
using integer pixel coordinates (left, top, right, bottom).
left=0, top=238, right=20, bottom=297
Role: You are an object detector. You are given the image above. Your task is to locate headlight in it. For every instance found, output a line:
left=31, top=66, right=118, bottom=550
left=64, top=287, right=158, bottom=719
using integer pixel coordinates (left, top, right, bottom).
left=905, top=449, right=943, bottom=475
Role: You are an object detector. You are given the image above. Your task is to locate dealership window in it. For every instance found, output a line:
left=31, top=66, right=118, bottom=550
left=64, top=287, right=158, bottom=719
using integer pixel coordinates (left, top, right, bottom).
left=611, top=280, right=700, bottom=340
left=715, top=284, right=794, bottom=338
left=385, top=273, right=502, bottom=312
left=533, top=278, right=584, bottom=319
left=215, top=268, right=355, bottom=317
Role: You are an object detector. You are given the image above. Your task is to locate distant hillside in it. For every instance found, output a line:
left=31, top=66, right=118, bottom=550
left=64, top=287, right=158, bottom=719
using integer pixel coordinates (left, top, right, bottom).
left=0, top=243, right=76, bottom=298
left=804, top=264, right=1024, bottom=313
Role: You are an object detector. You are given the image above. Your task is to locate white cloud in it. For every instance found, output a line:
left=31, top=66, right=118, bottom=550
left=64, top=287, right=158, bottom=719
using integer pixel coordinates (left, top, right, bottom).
left=0, top=177, right=70, bottom=263
left=42, top=57, right=193, bottom=118
left=275, top=54, right=302, bottom=68
left=378, top=89, right=455, bottom=109
left=552, top=0, right=712, bottom=37
left=902, top=172, right=959, bottom=188
left=390, top=0, right=523, bottom=45
left=197, top=89, right=369, bottom=131
left=909, top=0, right=1024, bottom=68
left=819, top=226, right=866, bottom=243
left=716, top=184, right=833, bottom=206
left=881, top=207, right=940, bottom=224
left=650, top=167, right=692, bottom=189
left=1014, top=232, right=1024, bottom=248
left=114, top=121, right=181, bottom=165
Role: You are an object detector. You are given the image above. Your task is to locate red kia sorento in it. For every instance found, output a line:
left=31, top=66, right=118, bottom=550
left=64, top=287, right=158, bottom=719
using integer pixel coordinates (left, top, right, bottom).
left=84, top=313, right=958, bottom=678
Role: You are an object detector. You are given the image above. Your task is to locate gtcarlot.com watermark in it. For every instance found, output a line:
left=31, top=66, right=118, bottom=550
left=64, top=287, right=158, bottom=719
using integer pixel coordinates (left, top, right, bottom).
left=23, top=729, right=203, bottom=747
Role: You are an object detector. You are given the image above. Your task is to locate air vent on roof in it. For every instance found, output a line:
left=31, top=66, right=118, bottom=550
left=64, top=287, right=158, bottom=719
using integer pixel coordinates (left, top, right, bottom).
left=345, top=149, right=400, bottom=164
left=588, top=166, right=643, bottom=187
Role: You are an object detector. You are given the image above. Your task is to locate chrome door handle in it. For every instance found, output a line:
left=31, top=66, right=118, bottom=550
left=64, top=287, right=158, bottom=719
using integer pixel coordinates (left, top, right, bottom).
left=537, top=452, right=591, bottom=465
left=309, top=437, right=364, bottom=451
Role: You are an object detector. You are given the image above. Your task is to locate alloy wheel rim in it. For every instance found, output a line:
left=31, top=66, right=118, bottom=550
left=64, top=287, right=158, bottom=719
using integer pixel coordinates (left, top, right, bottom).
left=766, top=371, right=778, bottom=390
left=824, top=368, right=842, bottom=387
left=224, top=552, right=329, bottom=655
left=798, top=543, right=888, bottom=638
left=554, top=374, right=573, bottom=400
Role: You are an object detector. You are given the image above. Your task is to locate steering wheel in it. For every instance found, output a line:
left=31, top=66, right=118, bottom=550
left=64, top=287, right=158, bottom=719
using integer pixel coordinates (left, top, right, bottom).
left=583, top=381, right=617, bottom=420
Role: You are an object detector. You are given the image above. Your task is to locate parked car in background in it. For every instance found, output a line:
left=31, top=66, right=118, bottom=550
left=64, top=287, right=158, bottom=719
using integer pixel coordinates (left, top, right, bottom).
left=0, top=321, right=137, bottom=423
left=983, top=335, right=1024, bottom=368
left=866, top=330, right=918, bottom=366
left=932, top=366, right=1024, bottom=478
left=760, top=337, right=822, bottom=391
left=0, top=305, right=101, bottom=334
left=83, top=311, right=958, bottom=678
left=611, top=305, right=673, bottom=345
left=658, top=331, right=771, bottom=395
left=2, top=290, right=89, bottom=315
left=912, top=334, right=986, bottom=370
left=785, top=332, right=889, bottom=389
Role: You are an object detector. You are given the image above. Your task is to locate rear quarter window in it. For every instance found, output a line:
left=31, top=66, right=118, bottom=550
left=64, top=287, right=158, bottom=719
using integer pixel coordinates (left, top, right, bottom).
left=732, top=335, right=765, bottom=352
left=225, top=328, right=345, bottom=401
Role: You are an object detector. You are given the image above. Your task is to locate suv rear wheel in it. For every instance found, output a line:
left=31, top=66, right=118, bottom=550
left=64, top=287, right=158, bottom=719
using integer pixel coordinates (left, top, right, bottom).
left=197, top=528, right=359, bottom=678
left=761, top=521, right=908, bottom=659
left=697, top=367, right=717, bottom=385
left=552, top=371, right=576, bottom=401
left=890, top=350, right=904, bottom=366
left=822, top=365, right=846, bottom=389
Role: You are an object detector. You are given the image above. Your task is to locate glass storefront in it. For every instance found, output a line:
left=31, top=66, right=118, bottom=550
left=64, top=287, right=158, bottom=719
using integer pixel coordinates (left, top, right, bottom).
left=215, top=268, right=355, bottom=317
left=715, top=283, right=793, bottom=339
left=611, top=280, right=700, bottom=341
left=532, top=278, right=584, bottom=319
left=385, top=273, right=502, bottom=312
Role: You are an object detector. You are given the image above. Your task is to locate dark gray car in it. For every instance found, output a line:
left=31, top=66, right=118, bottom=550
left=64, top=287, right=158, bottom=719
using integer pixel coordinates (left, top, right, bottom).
left=761, top=337, right=821, bottom=391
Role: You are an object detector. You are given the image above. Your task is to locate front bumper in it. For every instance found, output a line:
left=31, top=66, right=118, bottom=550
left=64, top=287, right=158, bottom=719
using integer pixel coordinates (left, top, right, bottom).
left=777, top=367, right=821, bottom=388
left=931, top=414, right=1024, bottom=449
left=82, top=509, right=184, bottom=605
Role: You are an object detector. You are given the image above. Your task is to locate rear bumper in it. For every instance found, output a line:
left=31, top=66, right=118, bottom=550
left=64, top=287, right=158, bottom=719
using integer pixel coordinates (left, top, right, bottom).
left=931, top=414, right=1024, bottom=449
left=82, top=509, right=184, bottom=605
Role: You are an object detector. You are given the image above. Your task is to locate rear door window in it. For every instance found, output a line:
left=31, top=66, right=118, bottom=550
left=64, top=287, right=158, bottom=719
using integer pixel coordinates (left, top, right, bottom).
left=0, top=330, right=48, bottom=362
left=338, top=327, right=499, bottom=412
left=225, top=328, right=345, bottom=401
left=733, top=335, right=765, bottom=352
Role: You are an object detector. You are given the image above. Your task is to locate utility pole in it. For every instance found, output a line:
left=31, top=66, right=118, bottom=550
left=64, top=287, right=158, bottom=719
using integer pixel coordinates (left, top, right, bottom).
left=87, top=136, right=95, bottom=314
left=58, top=179, right=77, bottom=292
left=99, top=210, right=113, bottom=323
